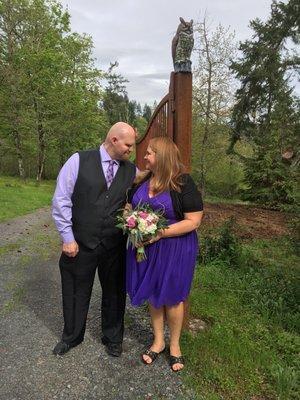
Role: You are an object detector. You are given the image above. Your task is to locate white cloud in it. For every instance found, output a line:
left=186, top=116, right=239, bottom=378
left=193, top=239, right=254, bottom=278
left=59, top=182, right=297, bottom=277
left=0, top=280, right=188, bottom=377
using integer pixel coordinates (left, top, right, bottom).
left=60, top=0, right=273, bottom=104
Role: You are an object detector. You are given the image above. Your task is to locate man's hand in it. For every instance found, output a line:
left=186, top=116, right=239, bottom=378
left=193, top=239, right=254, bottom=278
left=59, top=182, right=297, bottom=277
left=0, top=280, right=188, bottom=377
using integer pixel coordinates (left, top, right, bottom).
left=62, top=241, right=79, bottom=257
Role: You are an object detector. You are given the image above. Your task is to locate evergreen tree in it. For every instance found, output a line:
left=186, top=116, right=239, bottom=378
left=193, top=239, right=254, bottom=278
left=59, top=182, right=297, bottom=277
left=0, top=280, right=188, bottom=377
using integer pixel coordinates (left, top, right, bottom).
left=103, top=64, right=148, bottom=133
left=229, top=0, right=299, bottom=207
left=142, top=104, right=152, bottom=123
left=102, top=65, right=129, bottom=125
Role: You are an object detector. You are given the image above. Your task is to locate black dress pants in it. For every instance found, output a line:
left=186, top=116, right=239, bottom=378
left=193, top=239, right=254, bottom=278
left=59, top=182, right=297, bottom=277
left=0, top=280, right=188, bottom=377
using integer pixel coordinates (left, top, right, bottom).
left=59, top=241, right=126, bottom=347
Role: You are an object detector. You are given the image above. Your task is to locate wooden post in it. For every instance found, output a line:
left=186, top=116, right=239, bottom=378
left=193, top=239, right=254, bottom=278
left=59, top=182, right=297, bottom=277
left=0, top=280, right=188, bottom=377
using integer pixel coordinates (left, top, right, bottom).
left=173, top=72, right=192, bottom=171
left=167, top=72, right=175, bottom=138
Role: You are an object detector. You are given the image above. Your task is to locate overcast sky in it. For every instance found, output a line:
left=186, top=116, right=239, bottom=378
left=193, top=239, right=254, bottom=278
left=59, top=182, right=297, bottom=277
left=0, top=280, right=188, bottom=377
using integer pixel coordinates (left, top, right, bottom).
left=60, top=0, right=273, bottom=105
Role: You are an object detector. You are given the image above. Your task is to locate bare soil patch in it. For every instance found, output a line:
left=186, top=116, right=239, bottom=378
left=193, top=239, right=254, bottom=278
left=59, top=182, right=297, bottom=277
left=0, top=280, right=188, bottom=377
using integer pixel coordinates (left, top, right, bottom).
left=203, top=202, right=291, bottom=239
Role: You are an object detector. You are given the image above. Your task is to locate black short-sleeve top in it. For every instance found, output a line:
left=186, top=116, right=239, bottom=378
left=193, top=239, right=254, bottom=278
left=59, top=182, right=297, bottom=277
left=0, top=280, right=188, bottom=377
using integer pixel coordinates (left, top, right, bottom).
left=127, top=173, right=203, bottom=221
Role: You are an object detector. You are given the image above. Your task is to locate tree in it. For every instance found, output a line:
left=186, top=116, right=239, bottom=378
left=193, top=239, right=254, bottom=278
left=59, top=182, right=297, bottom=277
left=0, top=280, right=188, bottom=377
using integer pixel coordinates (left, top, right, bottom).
left=102, top=63, right=129, bottom=125
left=193, top=16, right=237, bottom=193
left=48, top=31, right=108, bottom=170
left=142, top=104, right=152, bottom=123
left=0, top=0, right=29, bottom=178
left=229, top=0, right=300, bottom=206
left=0, top=0, right=107, bottom=179
left=103, top=63, right=148, bottom=134
left=21, top=0, right=72, bottom=180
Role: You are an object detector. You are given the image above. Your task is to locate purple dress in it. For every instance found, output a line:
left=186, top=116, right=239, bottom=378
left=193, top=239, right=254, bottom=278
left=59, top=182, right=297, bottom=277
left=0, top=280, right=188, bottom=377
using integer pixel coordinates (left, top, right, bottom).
left=126, top=180, right=199, bottom=308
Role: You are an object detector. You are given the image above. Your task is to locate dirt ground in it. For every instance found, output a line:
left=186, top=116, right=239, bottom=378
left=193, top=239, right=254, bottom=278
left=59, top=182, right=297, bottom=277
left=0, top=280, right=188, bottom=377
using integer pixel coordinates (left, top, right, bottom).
left=203, top=202, right=291, bottom=239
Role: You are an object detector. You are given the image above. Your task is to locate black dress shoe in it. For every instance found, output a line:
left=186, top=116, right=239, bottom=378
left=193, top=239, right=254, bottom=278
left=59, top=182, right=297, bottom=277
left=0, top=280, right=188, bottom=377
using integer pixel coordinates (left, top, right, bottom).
left=52, top=341, right=70, bottom=356
left=101, top=336, right=109, bottom=346
left=101, top=337, right=122, bottom=357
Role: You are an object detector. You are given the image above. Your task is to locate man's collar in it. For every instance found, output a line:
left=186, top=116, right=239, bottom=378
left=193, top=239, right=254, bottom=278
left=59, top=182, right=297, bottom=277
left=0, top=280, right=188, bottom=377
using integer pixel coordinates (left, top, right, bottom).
left=100, top=144, right=120, bottom=165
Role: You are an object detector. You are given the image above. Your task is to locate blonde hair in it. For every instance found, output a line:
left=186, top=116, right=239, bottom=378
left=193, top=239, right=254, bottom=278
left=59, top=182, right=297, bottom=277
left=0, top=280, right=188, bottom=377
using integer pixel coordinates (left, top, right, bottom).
left=135, top=136, right=186, bottom=193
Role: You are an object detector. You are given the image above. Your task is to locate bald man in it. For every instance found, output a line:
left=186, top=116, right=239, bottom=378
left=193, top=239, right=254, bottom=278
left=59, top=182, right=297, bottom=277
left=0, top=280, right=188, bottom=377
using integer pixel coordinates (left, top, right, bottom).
left=52, top=122, right=137, bottom=357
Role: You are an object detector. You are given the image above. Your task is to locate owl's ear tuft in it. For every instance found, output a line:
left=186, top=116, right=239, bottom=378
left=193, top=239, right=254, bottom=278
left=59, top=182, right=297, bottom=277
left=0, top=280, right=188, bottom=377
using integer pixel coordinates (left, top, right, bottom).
left=180, top=17, right=185, bottom=24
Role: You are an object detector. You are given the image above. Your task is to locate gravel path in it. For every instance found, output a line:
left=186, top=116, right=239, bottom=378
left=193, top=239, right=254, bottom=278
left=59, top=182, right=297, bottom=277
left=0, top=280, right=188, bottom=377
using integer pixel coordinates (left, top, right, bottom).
left=0, top=208, right=196, bottom=400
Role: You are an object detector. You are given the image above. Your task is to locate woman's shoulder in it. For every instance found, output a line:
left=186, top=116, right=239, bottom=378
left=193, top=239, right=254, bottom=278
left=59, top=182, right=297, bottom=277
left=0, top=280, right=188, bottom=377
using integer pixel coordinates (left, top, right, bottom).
left=179, top=173, right=192, bottom=182
left=178, top=173, right=197, bottom=190
left=177, top=174, right=203, bottom=212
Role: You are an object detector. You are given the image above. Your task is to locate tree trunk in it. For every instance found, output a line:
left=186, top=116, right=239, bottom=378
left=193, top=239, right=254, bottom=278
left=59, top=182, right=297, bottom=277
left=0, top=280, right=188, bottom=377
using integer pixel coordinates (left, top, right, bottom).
left=13, top=129, right=25, bottom=179
left=59, top=136, right=65, bottom=168
left=36, top=121, right=46, bottom=181
left=33, top=96, right=45, bottom=181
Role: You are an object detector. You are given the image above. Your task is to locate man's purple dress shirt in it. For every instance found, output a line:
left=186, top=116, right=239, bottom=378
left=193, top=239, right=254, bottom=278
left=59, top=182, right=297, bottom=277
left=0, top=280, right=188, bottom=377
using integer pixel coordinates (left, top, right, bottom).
left=52, top=145, right=120, bottom=244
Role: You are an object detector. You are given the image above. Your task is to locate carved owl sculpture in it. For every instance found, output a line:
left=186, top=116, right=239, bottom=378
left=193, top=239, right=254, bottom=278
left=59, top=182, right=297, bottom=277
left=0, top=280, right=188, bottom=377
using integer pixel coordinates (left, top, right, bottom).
left=172, top=17, right=194, bottom=72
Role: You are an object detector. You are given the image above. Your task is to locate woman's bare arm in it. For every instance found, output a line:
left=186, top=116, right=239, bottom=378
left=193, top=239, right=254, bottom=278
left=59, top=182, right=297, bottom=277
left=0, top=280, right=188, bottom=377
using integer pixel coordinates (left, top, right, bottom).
left=161, top=211, right=203, bottom=238
left=145, top=211, right=203, bottom=245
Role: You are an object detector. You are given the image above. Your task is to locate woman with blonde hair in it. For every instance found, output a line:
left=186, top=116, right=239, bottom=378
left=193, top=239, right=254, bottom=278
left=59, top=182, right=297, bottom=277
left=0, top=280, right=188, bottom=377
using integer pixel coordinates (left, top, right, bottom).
left=126, top=136, right=203, bottom=371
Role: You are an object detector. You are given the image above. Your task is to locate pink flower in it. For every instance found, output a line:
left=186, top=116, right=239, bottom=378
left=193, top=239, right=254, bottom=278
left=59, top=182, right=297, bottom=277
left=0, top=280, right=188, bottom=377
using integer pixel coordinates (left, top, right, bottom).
left=138, top=211, right=149, bottom=219
left=146, top=215, right=158, bottom=224
left=126, top=217, right=137, bottom=228
left=147, top=219, right=156, bottom=226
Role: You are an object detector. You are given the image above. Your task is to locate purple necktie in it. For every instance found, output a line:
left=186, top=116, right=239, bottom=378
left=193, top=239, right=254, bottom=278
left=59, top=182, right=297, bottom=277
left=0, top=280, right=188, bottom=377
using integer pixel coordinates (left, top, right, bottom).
left=105, top=160, right=115, bottom=188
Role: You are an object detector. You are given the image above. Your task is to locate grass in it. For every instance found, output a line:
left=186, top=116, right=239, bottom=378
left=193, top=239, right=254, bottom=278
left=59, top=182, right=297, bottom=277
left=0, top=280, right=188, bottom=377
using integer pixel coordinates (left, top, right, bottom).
left=205, top=195, right=252, bottom=206
left=1, top=252, right=27, bottom=315
left=0, top=230, right=60, bottom=317
left=1, top=286, right=26, bottom=315
left=183, top=235, right=299, bottom=400
left=0, top=175, right=55, bottom=221
left=0, top=242, right=20, bottom=256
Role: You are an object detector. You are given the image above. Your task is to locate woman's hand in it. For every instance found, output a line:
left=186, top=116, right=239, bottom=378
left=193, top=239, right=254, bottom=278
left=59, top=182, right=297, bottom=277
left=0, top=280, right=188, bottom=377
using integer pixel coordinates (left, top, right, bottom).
left=142, top=230, right=164, bottom=246
left=135, top=231, right=163, bottom=248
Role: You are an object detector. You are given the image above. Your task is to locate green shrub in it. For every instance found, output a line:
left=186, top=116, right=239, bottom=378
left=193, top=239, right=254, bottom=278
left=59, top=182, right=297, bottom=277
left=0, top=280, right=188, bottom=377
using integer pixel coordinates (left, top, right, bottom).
left=287, top=215, right=300, bottom=256
left=201, top=217, right=241, bottom=267
left=241, top=147, right=298, bottom=209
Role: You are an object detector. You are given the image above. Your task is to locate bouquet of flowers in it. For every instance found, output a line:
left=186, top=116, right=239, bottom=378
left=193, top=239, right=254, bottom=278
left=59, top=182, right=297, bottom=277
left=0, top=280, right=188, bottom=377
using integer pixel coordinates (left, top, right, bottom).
left=116, top=203, right=168, bottom=262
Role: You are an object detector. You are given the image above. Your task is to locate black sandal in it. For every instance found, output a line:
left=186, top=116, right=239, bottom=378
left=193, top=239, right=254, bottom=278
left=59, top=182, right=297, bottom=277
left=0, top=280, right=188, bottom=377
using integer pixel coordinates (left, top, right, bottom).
left=169, top=355, right=185, bottom=372
left=141, top=347, right=165, bottom=364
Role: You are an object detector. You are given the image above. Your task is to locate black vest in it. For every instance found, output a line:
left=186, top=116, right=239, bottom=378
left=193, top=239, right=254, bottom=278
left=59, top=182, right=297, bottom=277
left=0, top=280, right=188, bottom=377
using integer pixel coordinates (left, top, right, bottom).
left=71, top=149, right=136, bottom=250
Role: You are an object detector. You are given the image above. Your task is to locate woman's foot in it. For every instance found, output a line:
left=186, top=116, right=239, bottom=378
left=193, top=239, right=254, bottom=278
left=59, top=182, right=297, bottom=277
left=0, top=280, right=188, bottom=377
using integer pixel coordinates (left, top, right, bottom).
left=169, top=344, right=184, bottom=371
left=142, top=341, right=165, bottom=364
